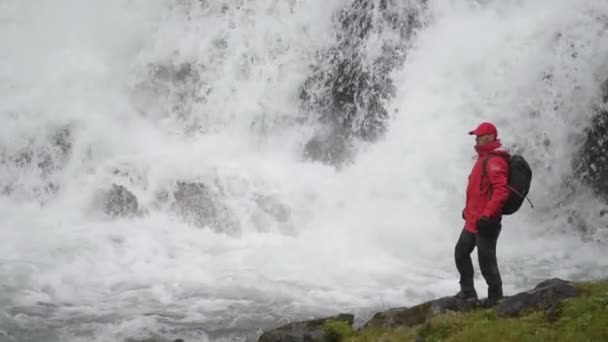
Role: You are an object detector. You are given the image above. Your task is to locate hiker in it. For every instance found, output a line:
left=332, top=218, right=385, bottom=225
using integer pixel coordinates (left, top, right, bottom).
left=455, top=122, right=510, bottom=306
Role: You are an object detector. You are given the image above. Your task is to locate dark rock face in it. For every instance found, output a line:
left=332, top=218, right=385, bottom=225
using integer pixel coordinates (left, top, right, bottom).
left=559, top=78, right=608, bottom=243
left=299, top=0, right=426, bottom=165
left=170, top=181, right=240, bottom=234
left=363, top=296, right=477, bottom=330
left=496, top=278, right=580, bottom=318
left=103, top=184, right=139, bottom=218
left=258, top=313, right=354, bottom=342
left=574, top=80, right=608, bottom=201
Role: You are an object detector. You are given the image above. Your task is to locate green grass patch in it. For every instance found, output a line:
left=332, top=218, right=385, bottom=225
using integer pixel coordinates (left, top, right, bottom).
left=350, top=326, right=416, bottom=342
left=323, top=319, right=355, bottom=341
left=351, top=280, right=608, bottom=342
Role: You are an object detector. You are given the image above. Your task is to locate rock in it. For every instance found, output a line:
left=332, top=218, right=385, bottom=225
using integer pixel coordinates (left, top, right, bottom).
left=258, top=313, right=354, bottom=342
left=427, top=296, right=478, bottom=317
left=496, top=278, right=581, bottom=318
left=104, top=184, right=139, bottom=218
left=171, top=181, right=240, bottom=234
left=258, top=278, right=587, bottom=340
left=573, top=79, right=608, bottom=201
left=362, top=296, right=477, bottom=329
left=554, top=77, right=608, bottom=243
left=574, top=110, right=608, bottom=199
left=543, top=301, right=563, bottom=322
left=299, top=48, right=393, bottom=142
left=298, top=0, right=426, bottom=165
left=362, top=306, right=411, bottom=329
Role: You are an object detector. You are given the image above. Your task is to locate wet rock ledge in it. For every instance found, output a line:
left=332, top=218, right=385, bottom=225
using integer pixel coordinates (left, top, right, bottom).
left=258, top=277, right=607, bottom=342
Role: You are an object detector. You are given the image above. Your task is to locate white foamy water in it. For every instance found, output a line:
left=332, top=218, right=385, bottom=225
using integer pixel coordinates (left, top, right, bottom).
left=2, top=0, right=608, bottom=341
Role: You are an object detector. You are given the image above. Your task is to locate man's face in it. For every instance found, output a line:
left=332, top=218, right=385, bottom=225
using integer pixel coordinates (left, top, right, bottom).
left=476, top=134, right=495, bottom=146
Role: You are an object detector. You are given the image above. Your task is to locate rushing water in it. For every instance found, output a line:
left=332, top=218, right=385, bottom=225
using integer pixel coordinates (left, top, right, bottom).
left=2, top=0, right=608, bottom=341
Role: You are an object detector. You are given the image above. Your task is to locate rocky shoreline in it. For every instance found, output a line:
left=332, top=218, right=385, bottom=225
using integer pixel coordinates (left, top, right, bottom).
left=258, top=278, right=583, bottom=341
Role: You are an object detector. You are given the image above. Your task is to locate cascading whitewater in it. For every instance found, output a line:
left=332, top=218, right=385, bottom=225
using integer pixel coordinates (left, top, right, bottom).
left=2, top=0, right=608, bottom=341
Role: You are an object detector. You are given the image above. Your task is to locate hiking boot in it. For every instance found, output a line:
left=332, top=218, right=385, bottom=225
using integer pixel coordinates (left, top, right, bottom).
left=454, top=289, right=478, bottom=302
left=480, top=287, right=503, bottom=307
left=479, top=296, right=502, bottom=308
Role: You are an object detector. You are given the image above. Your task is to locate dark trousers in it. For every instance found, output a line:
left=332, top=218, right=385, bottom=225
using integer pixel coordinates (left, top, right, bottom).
left=454, top=224, right=502, bottom=298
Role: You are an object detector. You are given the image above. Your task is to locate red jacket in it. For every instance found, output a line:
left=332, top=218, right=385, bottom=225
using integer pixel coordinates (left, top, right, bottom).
left=464, top=139, right=510, bottom=233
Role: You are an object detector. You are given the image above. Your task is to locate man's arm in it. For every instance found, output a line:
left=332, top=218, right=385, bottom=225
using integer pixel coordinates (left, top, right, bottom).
left=482, top=157, right=510, bottom=218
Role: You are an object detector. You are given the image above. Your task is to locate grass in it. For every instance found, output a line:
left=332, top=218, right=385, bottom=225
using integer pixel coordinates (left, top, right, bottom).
left=324, top=280, right=608, bottom=342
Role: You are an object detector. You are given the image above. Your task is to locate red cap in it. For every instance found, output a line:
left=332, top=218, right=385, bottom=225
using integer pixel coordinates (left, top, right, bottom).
left=468, top=122, right=497, bottom=136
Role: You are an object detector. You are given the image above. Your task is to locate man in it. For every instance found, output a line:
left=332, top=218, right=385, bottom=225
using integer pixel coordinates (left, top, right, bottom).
left=455, top=121, right=510, bottom=306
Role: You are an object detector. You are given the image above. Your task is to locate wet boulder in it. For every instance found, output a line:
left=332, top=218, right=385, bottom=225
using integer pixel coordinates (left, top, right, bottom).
left=299, top=0, right=426, bottom=165
left=258, top=313, right=354, bottom=342
left=496, top=278, right=581, bottom=318
left=362, top=296, right=477, bottom=330
left=170, top=181, right=240, bottom=234
left=299, top=48, right=394, bottom=142
left=573, top=79, right=608, bottom=201
left=103, top=184, right=139, bottom=218
left=563, top=78, right=608, bottom=243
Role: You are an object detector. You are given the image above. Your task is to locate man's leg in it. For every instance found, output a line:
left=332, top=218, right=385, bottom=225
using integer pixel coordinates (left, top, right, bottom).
left=454, top=228, right=477, bottom=299
left=477, top=221, right=503, bottom=305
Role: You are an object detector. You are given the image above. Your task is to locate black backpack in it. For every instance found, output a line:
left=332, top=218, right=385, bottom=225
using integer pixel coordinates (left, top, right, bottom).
left=483, top=153, right=533, bottom=215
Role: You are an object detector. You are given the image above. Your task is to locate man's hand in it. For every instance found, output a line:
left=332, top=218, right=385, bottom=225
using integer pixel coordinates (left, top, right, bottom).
left=476, top=216, right=493, bottom=232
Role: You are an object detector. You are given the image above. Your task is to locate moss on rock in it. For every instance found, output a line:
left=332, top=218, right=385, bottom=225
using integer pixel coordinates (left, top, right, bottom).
left=258, top=279, right=608, bottom=342
left=351, top=279, right=608, bottom=342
